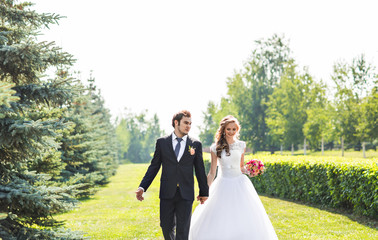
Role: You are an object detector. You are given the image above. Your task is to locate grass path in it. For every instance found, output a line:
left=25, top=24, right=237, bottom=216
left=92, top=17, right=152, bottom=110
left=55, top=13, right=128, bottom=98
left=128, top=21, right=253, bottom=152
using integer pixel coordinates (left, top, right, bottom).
left=56, top=164, right=377, bottom=240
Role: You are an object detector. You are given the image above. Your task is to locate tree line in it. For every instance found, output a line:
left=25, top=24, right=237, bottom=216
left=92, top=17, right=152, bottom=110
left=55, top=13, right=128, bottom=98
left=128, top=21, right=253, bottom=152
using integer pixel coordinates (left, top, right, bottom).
left=115, top=110, right=164, bottom=163
left=0, top=1, right=118, bottom=239
left=199, top=34, right=377, bottom=156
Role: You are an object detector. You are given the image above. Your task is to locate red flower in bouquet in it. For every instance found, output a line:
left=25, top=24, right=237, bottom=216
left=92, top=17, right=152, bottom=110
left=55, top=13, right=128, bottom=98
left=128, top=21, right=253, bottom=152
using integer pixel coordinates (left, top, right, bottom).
left=244, top=159, right=265, bottom=177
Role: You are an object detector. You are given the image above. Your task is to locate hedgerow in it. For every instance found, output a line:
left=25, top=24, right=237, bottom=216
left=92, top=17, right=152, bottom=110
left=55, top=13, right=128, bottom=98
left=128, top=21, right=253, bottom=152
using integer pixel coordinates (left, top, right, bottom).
left=203, top=153, right=377, bottom=219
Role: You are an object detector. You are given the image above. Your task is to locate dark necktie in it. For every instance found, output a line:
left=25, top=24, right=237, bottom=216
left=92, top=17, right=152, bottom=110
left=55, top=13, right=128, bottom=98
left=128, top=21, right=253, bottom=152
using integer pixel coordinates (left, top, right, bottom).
left=175, top=138, right=183, bottom=158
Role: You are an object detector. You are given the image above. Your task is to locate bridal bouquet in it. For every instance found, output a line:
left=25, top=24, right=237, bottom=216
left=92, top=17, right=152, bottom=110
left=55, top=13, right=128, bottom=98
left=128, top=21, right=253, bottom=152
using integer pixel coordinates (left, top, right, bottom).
left=244, top=159, right=265, bottom=177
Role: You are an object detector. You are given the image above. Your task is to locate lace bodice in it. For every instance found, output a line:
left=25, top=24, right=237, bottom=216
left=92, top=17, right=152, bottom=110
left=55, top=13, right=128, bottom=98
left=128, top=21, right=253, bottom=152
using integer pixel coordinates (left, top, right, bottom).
left=210, top=140, right=246, bottom=178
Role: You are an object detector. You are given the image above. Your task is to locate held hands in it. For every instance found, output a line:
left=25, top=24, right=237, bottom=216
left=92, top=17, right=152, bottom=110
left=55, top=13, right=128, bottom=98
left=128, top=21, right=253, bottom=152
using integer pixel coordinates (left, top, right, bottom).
left=135, top=188, right=144, bottom=201
left=197, top=195, right=208, bottom=204
left=137, top=189, right=207, bottom=204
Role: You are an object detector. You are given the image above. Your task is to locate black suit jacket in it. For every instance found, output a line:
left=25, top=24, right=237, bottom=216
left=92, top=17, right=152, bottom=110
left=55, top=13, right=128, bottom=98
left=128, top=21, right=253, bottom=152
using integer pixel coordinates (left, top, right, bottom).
left=139, top=134, right=209, bottom=201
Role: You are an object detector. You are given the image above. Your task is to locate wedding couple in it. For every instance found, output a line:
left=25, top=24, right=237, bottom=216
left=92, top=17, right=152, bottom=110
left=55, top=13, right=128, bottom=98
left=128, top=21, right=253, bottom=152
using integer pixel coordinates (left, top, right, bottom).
left=136, top=110, right=278, bottom=240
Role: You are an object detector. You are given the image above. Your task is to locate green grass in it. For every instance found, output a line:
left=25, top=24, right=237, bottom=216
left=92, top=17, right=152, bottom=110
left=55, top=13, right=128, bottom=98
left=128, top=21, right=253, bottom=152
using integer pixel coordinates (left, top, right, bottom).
left=56, top=164, right=377, bottom=240
left=56, top=164, right=163, bottom=240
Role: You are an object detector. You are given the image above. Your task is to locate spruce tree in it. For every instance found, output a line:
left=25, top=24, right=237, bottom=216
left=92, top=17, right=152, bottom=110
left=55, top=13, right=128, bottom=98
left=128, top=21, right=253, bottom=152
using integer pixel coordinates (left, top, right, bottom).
left=0, top=1, right=84, bottom=239
left=58, top=75, right=118, bottom=197
left=0, top=82, right=19, bottom=109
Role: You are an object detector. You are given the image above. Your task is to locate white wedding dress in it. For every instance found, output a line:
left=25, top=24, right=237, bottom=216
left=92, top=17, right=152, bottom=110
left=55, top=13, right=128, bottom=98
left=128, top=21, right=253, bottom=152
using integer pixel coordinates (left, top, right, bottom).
left=189, top=140, right=278, bottom=240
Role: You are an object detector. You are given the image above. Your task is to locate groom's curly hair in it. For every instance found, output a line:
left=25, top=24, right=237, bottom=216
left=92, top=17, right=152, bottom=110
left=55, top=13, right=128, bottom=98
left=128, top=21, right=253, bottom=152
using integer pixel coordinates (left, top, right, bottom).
left=172, top=110, right=191, bottom=127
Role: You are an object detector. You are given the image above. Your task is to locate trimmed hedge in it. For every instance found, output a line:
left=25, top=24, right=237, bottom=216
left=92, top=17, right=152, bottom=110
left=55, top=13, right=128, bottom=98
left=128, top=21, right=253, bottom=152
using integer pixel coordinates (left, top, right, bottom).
left=203, top=153, right=378, bottom=219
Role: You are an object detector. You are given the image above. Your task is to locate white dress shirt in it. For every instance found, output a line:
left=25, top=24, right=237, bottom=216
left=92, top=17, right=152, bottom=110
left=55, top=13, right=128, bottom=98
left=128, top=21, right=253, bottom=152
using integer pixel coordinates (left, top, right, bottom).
left=172, top=132, right=187, bottom=162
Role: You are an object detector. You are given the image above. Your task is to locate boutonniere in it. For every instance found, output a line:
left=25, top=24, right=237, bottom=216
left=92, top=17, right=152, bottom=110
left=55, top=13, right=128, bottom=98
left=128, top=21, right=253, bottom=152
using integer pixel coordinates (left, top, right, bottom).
left=188, top=146, right=196, bottom=155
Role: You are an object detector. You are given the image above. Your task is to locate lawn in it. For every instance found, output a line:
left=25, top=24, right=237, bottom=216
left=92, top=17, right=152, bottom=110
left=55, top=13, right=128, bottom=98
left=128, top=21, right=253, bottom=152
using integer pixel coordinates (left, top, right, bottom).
left=56, top=164, right=377, bottom=240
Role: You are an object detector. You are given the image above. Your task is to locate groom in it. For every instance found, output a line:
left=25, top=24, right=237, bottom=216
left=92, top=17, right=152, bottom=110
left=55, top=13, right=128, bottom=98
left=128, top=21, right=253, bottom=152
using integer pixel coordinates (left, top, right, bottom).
left=136, top=110, right=209, bottom=240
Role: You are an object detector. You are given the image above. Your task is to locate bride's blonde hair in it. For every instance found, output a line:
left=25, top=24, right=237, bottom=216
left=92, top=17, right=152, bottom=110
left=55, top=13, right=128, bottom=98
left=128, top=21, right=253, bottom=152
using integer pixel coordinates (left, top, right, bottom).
left=214, top=115, right=240, bottom=158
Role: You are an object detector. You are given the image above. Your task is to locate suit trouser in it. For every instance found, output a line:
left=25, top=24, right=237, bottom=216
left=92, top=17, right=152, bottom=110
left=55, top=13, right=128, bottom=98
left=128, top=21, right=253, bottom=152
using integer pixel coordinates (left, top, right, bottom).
left=160, top=187, right=193, bottom=240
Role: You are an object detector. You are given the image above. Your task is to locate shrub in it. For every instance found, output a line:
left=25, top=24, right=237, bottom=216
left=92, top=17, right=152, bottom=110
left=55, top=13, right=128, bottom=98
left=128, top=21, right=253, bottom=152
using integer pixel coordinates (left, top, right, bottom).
left=249, top=155, right=377, bottom=219
left=203, top=153, right=377, bottom=219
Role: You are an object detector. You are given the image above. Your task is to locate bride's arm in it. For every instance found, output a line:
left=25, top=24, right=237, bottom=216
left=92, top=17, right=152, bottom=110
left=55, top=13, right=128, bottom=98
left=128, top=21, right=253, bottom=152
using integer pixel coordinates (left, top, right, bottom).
left=207, top=151, right=217, bottom=187
left=240, top=146, right=246, bottom=173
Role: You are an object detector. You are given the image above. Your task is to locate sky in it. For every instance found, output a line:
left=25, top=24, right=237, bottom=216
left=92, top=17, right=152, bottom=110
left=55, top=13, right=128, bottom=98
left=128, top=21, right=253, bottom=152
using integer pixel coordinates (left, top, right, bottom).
left=33, top=0, right=378, bottom=139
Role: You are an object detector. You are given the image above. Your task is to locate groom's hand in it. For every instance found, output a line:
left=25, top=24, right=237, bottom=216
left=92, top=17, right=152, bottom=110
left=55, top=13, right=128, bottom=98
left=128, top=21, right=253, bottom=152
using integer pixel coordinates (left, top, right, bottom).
left=197, top=196, right=208, bottom=204
left=135, top=188, right=144, bottom=201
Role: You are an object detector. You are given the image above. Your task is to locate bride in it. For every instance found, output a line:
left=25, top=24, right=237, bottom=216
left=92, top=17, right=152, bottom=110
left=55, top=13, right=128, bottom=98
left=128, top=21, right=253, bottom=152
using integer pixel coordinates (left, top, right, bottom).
left=189, top=115, right=278, bottom=240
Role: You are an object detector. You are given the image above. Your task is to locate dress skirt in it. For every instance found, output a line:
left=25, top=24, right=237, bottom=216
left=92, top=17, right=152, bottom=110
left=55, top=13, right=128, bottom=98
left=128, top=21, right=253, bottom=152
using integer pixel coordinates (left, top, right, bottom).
left=189, top=172, right=278, bottom=240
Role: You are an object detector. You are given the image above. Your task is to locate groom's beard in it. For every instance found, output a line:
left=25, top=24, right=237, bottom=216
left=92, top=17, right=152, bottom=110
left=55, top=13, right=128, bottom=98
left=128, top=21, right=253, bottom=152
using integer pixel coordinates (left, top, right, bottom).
left=178, top=129, right=188, bottom=136
left=177, top=126, right=190, bottom=136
